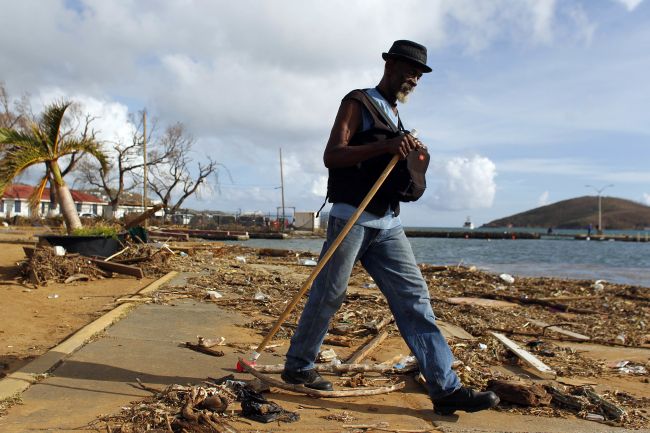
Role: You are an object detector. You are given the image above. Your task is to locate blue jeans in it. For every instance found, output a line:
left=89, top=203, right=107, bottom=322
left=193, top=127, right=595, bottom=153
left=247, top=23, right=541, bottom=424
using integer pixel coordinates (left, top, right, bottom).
left=285, top=216, right=460, bottom=399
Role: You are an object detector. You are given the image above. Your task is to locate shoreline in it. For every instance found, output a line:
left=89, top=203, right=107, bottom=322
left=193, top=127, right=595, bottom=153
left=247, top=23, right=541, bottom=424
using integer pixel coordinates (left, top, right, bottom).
left=222, top=236, right=650, bottom=289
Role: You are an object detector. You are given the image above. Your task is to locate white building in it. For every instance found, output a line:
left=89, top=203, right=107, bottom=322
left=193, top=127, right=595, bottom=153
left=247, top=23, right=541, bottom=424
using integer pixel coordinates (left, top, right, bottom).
left=293, top=211, right=321, bottom=231
left=0, top=184, right=106, bottom=219
left=106, top=201, right=164, bottom=220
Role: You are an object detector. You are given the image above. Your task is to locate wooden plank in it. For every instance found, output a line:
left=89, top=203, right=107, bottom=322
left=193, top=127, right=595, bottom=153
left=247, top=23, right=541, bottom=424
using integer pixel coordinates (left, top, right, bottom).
left=114, top=256, right=150, bottom=265
left=346, top=330, right=389, bottom=364
left=446, top=297, right=518, bottom=309
left=527, top=319, right=590, bottom=341
left=89, top=258, right=144, bottom=278
left=490, top=332, right=557, bottom=379
left=466, top=292, right=599, bottom=315
left=437, top=320, right=476, bottom=341
left=124, top=203, right=163, bottom=229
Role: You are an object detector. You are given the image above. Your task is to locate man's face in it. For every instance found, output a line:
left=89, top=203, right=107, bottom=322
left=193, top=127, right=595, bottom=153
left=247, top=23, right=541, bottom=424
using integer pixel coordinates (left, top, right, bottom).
left=388, top=59, right=425, bottom=103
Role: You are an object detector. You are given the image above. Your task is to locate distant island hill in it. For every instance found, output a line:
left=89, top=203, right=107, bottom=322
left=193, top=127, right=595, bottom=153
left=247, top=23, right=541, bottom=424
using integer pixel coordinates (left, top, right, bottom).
left=400, top=196, right=650, bottom=241
left=483, top=196, right=650, bottom=230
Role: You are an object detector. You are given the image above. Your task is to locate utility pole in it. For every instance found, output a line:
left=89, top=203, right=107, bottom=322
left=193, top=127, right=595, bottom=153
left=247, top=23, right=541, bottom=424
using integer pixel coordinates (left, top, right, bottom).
left=279, top=148, right=286, bottom=232
left=586, top=184, right=614, bottom=235
left=142, top=110, right=148, bottom=228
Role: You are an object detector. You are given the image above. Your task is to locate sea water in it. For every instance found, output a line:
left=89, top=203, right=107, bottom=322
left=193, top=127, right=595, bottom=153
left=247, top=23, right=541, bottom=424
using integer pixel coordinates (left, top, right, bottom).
left=224, top=229, right=650, bottom=288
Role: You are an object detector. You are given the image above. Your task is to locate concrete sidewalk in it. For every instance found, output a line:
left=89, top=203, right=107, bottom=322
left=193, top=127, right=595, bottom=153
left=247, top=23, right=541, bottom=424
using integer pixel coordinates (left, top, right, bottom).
left=0, top=272, right=644, bottom=433
left=0, top=301, right=258, bottom=431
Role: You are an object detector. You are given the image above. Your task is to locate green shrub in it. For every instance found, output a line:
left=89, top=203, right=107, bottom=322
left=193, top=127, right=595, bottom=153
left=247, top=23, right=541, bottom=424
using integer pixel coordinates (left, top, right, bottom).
left=71, top=225, right=119, bottom=238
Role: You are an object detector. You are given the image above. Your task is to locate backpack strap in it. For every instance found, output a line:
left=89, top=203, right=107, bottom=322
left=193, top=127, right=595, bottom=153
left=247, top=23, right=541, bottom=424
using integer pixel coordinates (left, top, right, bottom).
left=317, top=90, right=407, bottom=217
left=315, top=195, right=328, bottom=218
left=397, top=116, right=406, bottom=133
left=361, top=89, right=406, bottom=134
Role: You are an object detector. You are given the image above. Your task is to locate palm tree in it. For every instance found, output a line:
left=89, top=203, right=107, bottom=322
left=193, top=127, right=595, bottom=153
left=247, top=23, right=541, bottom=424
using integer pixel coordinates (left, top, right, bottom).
left=0, top=100, right=107, bottom=233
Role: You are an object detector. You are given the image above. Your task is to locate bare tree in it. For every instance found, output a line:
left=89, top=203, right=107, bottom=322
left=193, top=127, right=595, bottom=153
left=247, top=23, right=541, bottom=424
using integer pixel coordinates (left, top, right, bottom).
left=144, top=123, right=220, bottom=220
left=0, top=82, right=32, bottom=133
left=78, top=112, right=165, bottom=218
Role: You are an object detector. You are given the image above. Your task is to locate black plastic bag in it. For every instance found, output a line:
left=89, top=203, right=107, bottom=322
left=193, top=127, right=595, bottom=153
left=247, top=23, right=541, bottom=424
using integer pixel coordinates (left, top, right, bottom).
left=237, top=386, right=299, bottom=423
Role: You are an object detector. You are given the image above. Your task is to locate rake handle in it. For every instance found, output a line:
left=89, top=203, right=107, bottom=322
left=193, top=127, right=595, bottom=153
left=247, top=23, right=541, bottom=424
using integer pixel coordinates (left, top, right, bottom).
left=254, top=154, right=400, bottom=354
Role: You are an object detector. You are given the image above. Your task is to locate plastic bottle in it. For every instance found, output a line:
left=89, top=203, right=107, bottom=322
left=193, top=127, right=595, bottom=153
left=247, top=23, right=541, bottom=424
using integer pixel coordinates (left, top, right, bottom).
left=394, top=355, right=416, bottom=370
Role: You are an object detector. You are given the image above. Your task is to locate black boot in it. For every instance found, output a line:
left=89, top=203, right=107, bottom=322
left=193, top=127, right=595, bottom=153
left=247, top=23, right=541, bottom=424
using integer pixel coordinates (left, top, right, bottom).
left=281, top=369, right=333, bottom=391
left=433, top=387, right=499, bottom=415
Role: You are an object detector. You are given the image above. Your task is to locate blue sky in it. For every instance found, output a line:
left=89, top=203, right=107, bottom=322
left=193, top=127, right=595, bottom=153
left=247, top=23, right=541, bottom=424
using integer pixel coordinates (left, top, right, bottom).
left=1, top=0, right=648, bottom=227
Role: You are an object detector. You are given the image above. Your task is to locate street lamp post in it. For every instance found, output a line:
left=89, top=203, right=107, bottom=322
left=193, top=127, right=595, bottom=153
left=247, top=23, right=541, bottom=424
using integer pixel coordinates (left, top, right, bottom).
left=585, top=184, right=614, bottom=235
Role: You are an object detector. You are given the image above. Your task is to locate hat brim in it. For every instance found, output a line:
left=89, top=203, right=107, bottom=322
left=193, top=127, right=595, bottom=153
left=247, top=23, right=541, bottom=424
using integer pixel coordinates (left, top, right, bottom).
left=382, top=52, right=432, bottom=73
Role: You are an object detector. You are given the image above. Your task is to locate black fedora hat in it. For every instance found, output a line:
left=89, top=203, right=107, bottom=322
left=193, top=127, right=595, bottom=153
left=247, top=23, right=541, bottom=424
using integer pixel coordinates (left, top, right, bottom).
left=382, top=40, right=432, bottom=73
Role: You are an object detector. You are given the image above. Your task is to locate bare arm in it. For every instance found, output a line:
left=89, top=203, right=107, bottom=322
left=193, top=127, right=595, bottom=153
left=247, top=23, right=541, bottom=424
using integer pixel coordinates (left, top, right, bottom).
left=323, top=99, right=422, bottom=169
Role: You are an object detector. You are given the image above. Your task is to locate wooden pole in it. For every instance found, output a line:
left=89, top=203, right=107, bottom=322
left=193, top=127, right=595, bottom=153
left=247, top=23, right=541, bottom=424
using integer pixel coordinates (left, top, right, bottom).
left=279, top=148, right=286, bottom=232
left=142, top=110, right=148, bottom=228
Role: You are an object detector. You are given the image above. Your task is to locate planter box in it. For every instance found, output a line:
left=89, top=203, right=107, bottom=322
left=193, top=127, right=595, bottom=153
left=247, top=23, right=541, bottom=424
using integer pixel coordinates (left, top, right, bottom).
left=40, top=234, right=125, bottom=258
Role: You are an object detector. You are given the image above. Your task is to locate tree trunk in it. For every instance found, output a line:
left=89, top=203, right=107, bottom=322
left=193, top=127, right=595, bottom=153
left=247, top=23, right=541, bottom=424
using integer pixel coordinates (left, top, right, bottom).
left=56, top=184, right=82, bottom=234
left=104, top=203, right=117, bottom=220
left=47, top=179, right=58, bottom=217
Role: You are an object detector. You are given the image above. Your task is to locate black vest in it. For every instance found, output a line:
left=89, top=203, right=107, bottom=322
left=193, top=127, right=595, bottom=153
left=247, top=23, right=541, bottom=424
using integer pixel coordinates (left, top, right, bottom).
left=327, top=89, right=403, bottom=217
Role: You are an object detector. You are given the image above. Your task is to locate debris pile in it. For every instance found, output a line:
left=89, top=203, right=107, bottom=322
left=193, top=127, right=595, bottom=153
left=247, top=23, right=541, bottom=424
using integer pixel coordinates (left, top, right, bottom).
left=20, top=246, right=105, bottom=284
left=421, top=264, right=649, bottom=347
left=18, top=241, right=203, bottom=285
left=108, top=242, right=177, bottom=277
left=102, top=245, right=649, bottom=430
left=96, top=378, right=298, bottom=432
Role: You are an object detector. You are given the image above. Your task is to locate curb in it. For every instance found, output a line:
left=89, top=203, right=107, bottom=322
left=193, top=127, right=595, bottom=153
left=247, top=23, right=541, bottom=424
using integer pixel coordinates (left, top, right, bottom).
left=0, top=271, right=179, bottom=400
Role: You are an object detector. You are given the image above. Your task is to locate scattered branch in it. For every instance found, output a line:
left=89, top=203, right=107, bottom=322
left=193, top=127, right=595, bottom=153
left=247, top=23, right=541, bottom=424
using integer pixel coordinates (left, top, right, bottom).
left=238, top=358, right=405, bottom=398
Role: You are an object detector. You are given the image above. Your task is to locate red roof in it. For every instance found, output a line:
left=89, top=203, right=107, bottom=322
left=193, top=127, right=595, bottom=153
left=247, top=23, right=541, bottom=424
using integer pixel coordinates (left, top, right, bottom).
left=1, top=184, right=105, bottom=204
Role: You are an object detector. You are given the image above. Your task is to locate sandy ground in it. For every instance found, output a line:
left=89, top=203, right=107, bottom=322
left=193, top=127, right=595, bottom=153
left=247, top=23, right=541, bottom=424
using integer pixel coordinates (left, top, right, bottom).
left=0, top=226, right=154, bottom=377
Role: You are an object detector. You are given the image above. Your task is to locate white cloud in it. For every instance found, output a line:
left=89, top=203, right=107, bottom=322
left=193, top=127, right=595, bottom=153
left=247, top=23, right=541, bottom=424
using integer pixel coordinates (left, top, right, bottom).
left=531, top=0, right=557, bottom=44
left=642, top=193, right=650, bottom=206
left=426, top=156, right=497, bottom=210
left=311, top=175, right=328, bottom=197
left=538, top=190, right=550, bottom=206
left=565, top=3, right=597, bottom=45
left=33, top=87, right=135, bottom=148
left=613, top=0, right=644, bottom=11
left=2, top=0, right=647, bottom=225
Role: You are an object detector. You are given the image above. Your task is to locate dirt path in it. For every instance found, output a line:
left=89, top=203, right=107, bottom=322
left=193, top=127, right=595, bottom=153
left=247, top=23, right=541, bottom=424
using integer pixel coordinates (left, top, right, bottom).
left=0, top=227, right=154, bottom=377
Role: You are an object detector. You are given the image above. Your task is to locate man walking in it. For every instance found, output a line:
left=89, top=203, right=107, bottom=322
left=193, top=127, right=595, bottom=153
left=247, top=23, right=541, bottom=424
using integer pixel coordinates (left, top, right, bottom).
left=282, top=40, right=499, bottom=415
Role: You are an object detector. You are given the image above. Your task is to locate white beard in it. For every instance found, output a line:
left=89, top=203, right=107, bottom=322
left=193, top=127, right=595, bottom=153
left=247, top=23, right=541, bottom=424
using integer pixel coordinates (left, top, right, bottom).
left=396, top=83, right=413, bottom=104
left=396, top=91, right=410, bottom=104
